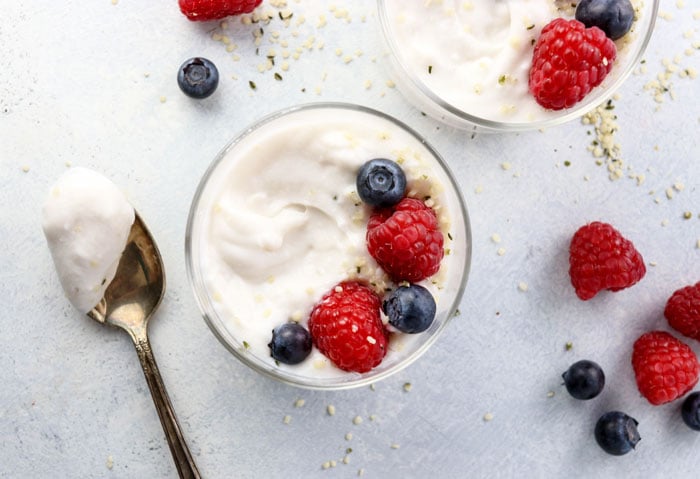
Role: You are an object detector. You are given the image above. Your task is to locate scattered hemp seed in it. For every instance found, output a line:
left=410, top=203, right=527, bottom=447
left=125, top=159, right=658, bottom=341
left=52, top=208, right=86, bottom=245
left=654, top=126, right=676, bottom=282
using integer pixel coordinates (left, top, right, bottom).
left=283, top=415, right=292, bottom=424
left=294, top=398, right=305, bottom=408
left=274, top=72, right=283, bottom=81
left=390, top=443, right=401, bottom=450
left=249, top=80, right=257, bottom=90
left=483, top=412, right=494, bottom=422
left=684, top=211, right=693, bottom=220
left=403, top=382, right=412, bottom=392
left=106, top=455, right=114, bottom=470
left=497, top=247, right=506, bottom=256
left=353, top=416, right=363, bottom=425
left=327, top=405, right=336, bottom=416
left=369, top=414, right=378, bottom=422
left=518, top=281, right=529, bottom=292
left=565, top=342, right=573, bottom=351
left=345, top=432, right=353, bottom=441
left=547, top=391, right=555, bottom=398
left=490, top=233, right=502, bottom=243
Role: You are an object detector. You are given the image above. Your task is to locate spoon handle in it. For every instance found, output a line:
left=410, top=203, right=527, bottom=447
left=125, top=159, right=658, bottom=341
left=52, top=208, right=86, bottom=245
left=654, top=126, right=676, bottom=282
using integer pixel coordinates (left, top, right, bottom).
left=133, top=335, right=202, bottom=479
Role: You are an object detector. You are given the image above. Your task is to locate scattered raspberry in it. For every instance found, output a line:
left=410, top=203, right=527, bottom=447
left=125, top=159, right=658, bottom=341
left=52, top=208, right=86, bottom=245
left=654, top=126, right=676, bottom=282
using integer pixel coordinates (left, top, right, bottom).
left=632, top=331, right=699, bottom=406
left=178, top=0, right=262, bottom=21
left=308, top=281, right=388, bottom=373
left=665, top=282, right=700, bottom=341
left=529, top=18, right=617, bottom=110
left=366, top=197, right=444, bottom=282
left=568, top=221, right=646, bottom=300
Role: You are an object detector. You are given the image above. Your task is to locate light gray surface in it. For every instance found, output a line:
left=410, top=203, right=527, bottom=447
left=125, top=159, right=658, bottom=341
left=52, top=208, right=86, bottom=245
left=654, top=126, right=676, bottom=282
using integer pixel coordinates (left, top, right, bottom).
left=1, top=1, right=699, bottom=478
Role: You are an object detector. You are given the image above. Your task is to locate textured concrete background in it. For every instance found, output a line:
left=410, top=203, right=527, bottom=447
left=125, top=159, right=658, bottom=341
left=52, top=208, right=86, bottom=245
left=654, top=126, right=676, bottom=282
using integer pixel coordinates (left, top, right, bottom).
left=1, top=1, right=699, bottom=477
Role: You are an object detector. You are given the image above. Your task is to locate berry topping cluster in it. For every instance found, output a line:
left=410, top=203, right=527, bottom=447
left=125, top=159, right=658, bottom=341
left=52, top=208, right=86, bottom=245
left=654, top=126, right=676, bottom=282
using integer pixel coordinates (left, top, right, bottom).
left=268, top=158, right=445, bottom=373
left=528, top=0, right=635, bottom=110
left=564, top=220, right=700, bottom=455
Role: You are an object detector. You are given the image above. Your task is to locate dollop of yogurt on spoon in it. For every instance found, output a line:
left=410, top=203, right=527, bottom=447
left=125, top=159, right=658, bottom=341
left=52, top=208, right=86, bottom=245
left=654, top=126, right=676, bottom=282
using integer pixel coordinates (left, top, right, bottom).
left=42, top=167, right=134, bottom=313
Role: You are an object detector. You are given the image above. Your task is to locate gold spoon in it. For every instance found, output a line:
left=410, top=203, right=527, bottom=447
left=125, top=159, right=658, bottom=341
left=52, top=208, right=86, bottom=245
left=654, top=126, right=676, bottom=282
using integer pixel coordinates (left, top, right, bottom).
left=88, top=213, right=201, bottom=479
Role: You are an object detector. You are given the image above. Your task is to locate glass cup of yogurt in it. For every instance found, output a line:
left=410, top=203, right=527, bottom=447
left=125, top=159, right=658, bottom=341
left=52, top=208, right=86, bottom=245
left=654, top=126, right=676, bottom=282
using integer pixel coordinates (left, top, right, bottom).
left=378, top=0, right=659, bottom=132
left=186, top=102, right=471, bottom=389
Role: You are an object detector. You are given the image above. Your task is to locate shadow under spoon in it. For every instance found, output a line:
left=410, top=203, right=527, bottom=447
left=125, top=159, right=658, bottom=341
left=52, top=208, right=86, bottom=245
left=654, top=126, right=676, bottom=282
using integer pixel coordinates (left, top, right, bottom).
left=88, top=212, right=201, bottom=479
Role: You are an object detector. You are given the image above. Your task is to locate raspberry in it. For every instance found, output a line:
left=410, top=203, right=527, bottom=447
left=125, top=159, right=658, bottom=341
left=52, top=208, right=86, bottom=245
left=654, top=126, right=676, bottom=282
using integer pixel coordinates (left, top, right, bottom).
left=568, top=221, right=646, bottom=300
left=366, top=197, right=444, bottom=282
left=529, top=18, right=617, bottom=110
left=632, top=331, right=699, bottom=406
left=178, top=0, right=262, bottom=21
left=665, top=282, right=700, bottom=341
left=308, top=282, right=388, bottom=373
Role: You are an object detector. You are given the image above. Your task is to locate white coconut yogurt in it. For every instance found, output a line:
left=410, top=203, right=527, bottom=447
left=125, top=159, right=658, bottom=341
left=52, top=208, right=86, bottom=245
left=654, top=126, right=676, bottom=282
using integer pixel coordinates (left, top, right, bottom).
left=381, top=0, right=647, bottom=125
left=189, top=105, right=468, bottom=380
left=42, top=167, right=134, bottom=313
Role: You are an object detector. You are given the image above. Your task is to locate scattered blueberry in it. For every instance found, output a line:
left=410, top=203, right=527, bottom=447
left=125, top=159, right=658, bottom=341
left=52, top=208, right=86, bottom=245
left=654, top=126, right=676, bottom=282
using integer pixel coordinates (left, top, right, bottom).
left=356, top=158, right=407, bottom=207
left=575, top=0, right=635, bottom=40
left=594, top=411, right=640, bottom=456
left=382, top=284, right=436, bottom=334
left=681, top=391, right=700, bottom=431
left=177, top=57, right=219, bottom=99
left=268, top=322, right=312, bottom=365
left=562, top=359, right=606, bottom=400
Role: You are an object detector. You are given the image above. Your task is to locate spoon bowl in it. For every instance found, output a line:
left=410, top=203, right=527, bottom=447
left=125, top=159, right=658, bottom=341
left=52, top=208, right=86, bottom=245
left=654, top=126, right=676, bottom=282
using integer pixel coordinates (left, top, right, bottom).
left=89, top=213, right=200, bottom=479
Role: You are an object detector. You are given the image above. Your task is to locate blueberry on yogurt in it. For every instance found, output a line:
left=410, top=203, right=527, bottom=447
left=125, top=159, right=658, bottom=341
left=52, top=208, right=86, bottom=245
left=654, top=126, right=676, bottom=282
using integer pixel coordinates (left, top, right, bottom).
left=356, top=158, right=406, bottom=207
left=575, top=0, right=635, bottom=40
left=177, top=57, right=219, bottom=99
left=382, top=284, right=436, bottom=334
left=268, top=323, right=312, bottom=365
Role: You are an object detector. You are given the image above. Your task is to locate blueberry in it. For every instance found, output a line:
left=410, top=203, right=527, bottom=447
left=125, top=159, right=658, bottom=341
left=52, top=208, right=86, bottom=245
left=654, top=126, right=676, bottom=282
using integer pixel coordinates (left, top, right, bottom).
left=177, top=57, right=219, bottom=99
left=575, top=0, right=635, bottom=40
left=681, top=391, right=700, bottom=431
left=594, top=411, right=640, bottom=456
left=382, top=284, right=436, bottom=334
left=356, top=158, right=407, bottom=207
left=268, top=323, right=312, bottom=365
left=562, top=359, right=606, bottom=400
